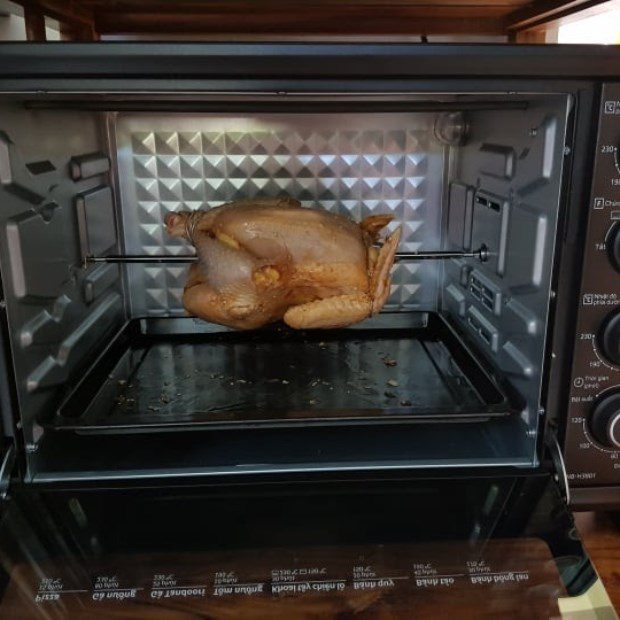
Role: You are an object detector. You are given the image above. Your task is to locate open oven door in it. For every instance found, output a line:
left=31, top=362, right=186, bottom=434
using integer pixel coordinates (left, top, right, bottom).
left=0, top=464, right=615, bottom=618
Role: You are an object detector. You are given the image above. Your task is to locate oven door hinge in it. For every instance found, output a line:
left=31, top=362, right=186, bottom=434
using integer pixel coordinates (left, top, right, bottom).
left=0, top=444, right=15, bottom=502
left=545, top=429, right=570, bottom=506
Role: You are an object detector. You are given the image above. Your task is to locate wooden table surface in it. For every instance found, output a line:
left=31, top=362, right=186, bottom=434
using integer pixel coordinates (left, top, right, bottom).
left=575, top=511, right=620, bottom=611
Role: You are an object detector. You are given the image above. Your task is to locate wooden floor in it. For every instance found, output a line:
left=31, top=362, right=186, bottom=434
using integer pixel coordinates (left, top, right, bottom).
left=575, top=512, right=620, bottom=611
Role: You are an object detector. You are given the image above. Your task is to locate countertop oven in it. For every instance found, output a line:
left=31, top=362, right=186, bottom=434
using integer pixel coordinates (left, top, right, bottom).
left=0, top=43, right=617, bottom=616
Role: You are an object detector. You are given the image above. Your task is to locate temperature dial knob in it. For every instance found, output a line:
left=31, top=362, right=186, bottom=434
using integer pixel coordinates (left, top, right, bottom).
left=598, top=309, right=620, bottom=365
left=590, top=392, right=620, bottom=449
left=607, top=223, right=620, bottom=273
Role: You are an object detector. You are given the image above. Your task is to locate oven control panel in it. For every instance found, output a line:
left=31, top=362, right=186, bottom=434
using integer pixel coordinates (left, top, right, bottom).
left=564, top=83, right=620, bottom=487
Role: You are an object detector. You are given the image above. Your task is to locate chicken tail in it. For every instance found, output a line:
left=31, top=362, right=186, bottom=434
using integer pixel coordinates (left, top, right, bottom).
left=360, top=214, right=394, bottom=243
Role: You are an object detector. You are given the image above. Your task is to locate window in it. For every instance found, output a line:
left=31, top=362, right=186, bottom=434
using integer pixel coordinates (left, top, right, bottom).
left=557, top=1, right=620, bottom=44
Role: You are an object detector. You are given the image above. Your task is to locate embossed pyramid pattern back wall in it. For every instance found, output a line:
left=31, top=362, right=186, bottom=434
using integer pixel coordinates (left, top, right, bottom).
left=115, top=113, right=444, bottom=316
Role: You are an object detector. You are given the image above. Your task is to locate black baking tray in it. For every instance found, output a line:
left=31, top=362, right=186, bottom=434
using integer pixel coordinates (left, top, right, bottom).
left=46, top=313, right=520, bottom=434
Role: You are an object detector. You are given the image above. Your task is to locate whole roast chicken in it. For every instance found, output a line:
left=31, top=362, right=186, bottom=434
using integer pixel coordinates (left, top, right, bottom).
left=165, top=198, right=401, bottom=330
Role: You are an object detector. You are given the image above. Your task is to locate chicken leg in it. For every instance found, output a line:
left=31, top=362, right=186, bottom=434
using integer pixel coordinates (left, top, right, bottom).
left=283, top=227, right=401, bottom=329
left=283, top=293, right=373, bottom=329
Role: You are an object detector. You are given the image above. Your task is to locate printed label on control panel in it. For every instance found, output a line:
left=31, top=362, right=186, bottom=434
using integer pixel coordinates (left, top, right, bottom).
left=150, top=573, right=207, bottom=600
left=92, top=575, right=141, bottom=602
left=35, top=578, right=61, bottom=603
left=466, top=560, right=529, bottom=586
left=271, top=581, right=345, bottom=595
left=352, top=565, right=407, bottom=590
left=572, top=375, right=610, bottom=390
left=593, top=197, right=620, bottom=209
left=412, top=562, right=461, bottom=588
left=604, top=100, right=620, bottom=114
left=151, top=586, right=207, bottom=600
left=271, top=567, right=344, bottom=595
left=34, top=578, right=87, bottom=603
left=213, top=571, right=264, bottom=596
left=570, top=395, right=595, bottom=403
left=567, top=472, right=597, bottom=480
left=0, top=539, right=575, bottom=617
left=581, top=292, right=619, bottom=306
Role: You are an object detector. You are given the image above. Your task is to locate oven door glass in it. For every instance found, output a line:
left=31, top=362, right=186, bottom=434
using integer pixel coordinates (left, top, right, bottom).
left=0, top=473, right=614, bottom=618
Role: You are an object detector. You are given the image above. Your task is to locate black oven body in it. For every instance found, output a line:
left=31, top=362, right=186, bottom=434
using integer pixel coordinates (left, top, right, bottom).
left=0, top=43, right=617, bottom=614
left=0, top=42, right=615, bottom=499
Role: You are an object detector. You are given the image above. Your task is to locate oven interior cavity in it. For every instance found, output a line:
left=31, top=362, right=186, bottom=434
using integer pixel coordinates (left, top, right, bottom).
left=0, top=92, right=570, bottom=481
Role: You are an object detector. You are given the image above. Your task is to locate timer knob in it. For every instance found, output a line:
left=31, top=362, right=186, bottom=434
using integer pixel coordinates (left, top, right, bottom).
left=598, top=310, right=620, bottom=365
left=607, top=223, right=620, bottom=272
left=590, top=392, right=620, bottom=449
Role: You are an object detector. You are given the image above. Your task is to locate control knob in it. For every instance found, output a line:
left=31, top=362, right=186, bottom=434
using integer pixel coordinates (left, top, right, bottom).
left=597, top=309, right=620, bottom=365
left=606, top=223, right=620, bottom=273
left=590, top=392, right=620, bottom=449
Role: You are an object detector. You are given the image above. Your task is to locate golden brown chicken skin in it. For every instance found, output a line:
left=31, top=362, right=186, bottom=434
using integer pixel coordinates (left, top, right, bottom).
left=165, top=197, right=401, bottom=330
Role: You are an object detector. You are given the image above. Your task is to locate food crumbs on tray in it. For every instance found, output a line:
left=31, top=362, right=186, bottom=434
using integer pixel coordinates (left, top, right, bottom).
left=117, top=379, right=127, bottom=386
left=383, top=358, right=397, bottom=367
left=148, top=406, right=160, bottom=412
left=400, top=400, right=412, bottom=406
left=384, top=391, right=396, bottom=398
left=282, top=379, right=290, bottom=385
left=311, top=380, right=319, bottom=387
left=386, top=379, right=399, bottom=387
left=309, top=399, right=317, bottom=405
left=160, top=392, right=170, bottom=404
